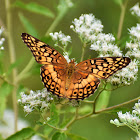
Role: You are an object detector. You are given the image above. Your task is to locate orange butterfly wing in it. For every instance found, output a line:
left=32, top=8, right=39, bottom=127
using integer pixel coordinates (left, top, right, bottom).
left=76, top=57, right=131, bottom=79
left=65, top=57, right=131, bottom=100
left=21, top=33, right=67, bottom=97
left=66, top=71, right=100, bottom=100
left=21, top=33, right=67, bottom=65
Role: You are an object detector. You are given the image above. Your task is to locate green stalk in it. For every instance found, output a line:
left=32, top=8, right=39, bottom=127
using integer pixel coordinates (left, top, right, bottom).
left=5, top=0, right=18, bottom=132
left=117, top=0, right=128, bottom=40
left=17, top=57, right=35, bottom=82
left=80, top=43, right=86, bottom=62
left=45, top=7, right=68, bottom=37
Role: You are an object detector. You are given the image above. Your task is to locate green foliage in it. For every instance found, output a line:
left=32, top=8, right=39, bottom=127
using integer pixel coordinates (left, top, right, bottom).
left=52, top=132, right=67, bottom=140
left=67, top=133, right=87, bottom=140
left=6, top=128, right=34, bottom=140
left=19, top=13, right=38, bottom=37
left=6, top=58, right=23, bottom=76
left=113, top=0, right=123, bottom=6
left=0, top=82, right=13, bottom=118
left=44, top=125, right=53, bottom=136
left=14, top=1, right=55, bottom=18
left=48, top=103, right=59, bottom=125
left=95, top=84, right=111, bottom=111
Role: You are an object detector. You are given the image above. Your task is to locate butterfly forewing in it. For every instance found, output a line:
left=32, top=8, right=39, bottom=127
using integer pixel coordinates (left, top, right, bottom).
left=76, top=57, right=131, bottom=79
left=21, top=33, right=67, bottom=65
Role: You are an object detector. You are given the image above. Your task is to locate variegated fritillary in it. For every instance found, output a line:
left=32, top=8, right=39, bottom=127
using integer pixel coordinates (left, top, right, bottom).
left=21, top=33, right=131, bottom=100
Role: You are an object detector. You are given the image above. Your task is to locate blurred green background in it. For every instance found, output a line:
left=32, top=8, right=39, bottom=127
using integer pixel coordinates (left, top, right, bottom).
left=0, top=0, right=140, bottom=139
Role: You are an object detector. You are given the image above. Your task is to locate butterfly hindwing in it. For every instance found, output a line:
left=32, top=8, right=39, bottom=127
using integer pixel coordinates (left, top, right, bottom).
left=66, top=71, right=100, bottom=100
left=76, top=57, right=131, bottom=79
left=41, top=65, right=66, bottom=98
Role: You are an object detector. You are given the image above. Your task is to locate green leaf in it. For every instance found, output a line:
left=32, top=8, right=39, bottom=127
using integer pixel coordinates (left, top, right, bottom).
left=0, top=82, right=13, bottom=118
left=95, top=84, right=112, bottom=112
left=67, top=133, right=87, bottom=140
left=44, top=125, right=53, bottom=136
left=14, top=1, right=55, bottom=18
left=0, top=134, right=4, bottom=140
left=6, top=127, right=34, bottom=140
left=79, top=105, right=92, bottom=115
left=48, top=103, right=59, bottom=125
left=60, top=116, right=73, bottom=129
left=113, top=0, right=123, bottom=6
left=52, top=132, right=67, bottom=140
left=19, top=13, right=38, bottom=37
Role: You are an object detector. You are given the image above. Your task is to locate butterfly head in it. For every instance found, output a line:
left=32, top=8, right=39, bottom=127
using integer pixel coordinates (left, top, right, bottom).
left=69, top=59, right=75, bottom=64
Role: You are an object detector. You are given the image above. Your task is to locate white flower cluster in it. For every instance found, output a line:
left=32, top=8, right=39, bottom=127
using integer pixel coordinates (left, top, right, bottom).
left=70, top=14, right=103, bottom=42
left=70, top=14, right=122, bottom=57
left=18, top=88, right=53, bottom=113
left=90, top=33, right=122, bottom=57
left=130, top=3, right=140, bottom=17
left=110, top=100, right=140, bottom=136
left=49, top=31, right=71, bottom=47
left=107, top=59, right=139, bottom=85
left=0, top=27, right=5, bottom=50
left=126, top=24, right=140, bottom=59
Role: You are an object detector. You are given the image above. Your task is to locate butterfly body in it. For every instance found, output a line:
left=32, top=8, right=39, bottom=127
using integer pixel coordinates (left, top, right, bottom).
left=21, top=33, right=131, bottom=100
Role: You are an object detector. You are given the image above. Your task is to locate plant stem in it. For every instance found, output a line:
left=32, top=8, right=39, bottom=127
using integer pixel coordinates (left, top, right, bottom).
left=95, top=96, right=140, bottom=114
left=80, top=43, right=86, bottom=62
left=117, top=0, right=128, bottom=40
left=64, top=96, right=140, bottom=129
left=45, top=8, right=68, bottom=37
left=65, top=107, right=79, bottom=129
left=0, top=75, right=16, bottom=87
left=5, top=0, right=18, bottom=132
left=17, top=57, right=35, bottom=82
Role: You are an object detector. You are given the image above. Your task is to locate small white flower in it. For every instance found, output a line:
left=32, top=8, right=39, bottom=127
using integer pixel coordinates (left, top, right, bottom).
left=129, top=24, right=140, bottom=41
left=47, top=117, right=51, bottom=121
left=19, top=88, right=53, bottom=113
left=63, top=52, right=70, bottom=63
left=111, top=99, right=140, bottom=137
left=71, top=14, right=103, bottom=42
left=24, top=105, right=33, bottom=113
left=130, top=3, right=140, bottom=17
left=50, top=31, right=71, bottom=47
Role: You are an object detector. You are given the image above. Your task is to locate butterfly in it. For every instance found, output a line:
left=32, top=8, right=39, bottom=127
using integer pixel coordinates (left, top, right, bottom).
left=21, top=33, right=131, bottom=100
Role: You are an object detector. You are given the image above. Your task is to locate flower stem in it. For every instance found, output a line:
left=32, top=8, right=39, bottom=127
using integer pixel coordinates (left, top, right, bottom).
left=117, top=0, right=128, bottom=40
left=80, top=43, right=86, bottom=62
left=95, top=96, right=140, bottom=114
left=65, top=107, right=79, bottom=129
left=45, top=8, right=68, bottom=37
left=17, top=57, right=35, bottom=82
left=5, top=0, right=18, bottom=132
